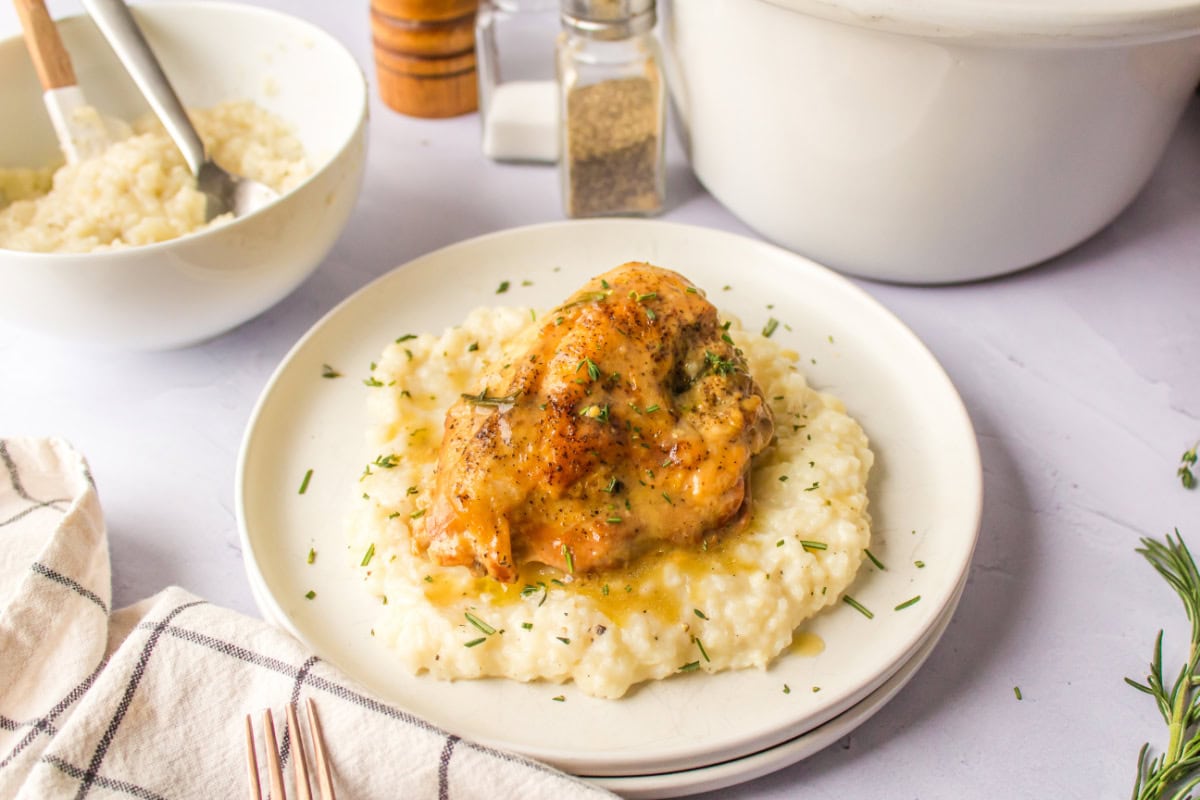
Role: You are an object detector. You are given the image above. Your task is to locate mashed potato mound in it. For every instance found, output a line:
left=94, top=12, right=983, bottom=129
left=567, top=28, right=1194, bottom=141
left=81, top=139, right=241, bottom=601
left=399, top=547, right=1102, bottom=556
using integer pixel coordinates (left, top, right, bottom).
left=349, top=307, right=873, bottom=699
left=0, top=100, right=309, bottom=253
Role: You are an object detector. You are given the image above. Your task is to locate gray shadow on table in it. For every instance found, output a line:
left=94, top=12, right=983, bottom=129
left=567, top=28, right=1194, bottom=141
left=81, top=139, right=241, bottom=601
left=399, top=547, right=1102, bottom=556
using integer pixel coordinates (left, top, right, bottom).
left=684, top=394, right=1037, bottom=798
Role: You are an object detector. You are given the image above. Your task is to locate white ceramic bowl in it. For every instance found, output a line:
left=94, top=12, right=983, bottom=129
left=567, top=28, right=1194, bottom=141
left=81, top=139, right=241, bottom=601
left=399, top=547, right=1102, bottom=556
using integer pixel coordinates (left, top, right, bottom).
left=663, top=0, right=1200, bottom=284
left=0, top=2, right=368, bottom=349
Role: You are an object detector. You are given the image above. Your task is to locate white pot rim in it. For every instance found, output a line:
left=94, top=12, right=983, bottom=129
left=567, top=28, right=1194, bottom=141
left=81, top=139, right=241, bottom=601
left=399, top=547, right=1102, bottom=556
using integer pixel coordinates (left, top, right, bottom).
left=753, top=0, right=1200, bottom=43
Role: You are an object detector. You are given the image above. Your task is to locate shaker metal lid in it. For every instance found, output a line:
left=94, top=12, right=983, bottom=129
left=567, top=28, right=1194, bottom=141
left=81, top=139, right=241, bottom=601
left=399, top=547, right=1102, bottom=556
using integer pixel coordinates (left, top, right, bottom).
left=561, top=0, right=656, bottom=37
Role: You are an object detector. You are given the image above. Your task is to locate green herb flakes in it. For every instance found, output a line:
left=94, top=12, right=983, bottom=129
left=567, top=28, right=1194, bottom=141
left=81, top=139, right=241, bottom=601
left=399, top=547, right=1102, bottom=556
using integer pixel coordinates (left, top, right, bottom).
left=894, top=595, right=921, bottom=611
left=842, top=595, right=874, bottom=619
left=360, top=543, right=376, bottom=567
left=678, top=661, right=701, bottom=673
left=298, top=469, right=313, bottom=495
left=762, top=317, right=779, bottom=338
left=321, top=364, right=341, bottom=378
left=864, top=549, right=886, bottom=570
left=465, top=611, right=496, bottom=635
left=1013, top=686, right=1023, bottom=701
left=1180, top=444, right=1198, bottom=489
left=800, top=540, right=827, bottom=552
left=306, top=548, right=316, bottom=565
left=304, top=590, right=316, bottom=600
left=464, top=637, right=487, bottom=648
left=496, top=281, right=510, bottom=294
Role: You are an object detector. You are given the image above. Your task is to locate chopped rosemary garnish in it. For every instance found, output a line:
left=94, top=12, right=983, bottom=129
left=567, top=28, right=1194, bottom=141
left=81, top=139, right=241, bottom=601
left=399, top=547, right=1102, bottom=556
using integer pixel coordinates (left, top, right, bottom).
left=645, top=307, right=657, bottom=321
left=645, top=404, right=660, bottom=413
left=804, top=481, right=820, bottom=492
left=407, top=486, right=418, bottom=495
left=395, top=334, right=417, bottom=343
left=577, top=358, right=601, bottom=381
left=410, top=508, right=426, bottom=519
left=321, top=364, right=341, bottom=378
left=865, top=549, right=886, bottom=570
left=1180, top=444, right=1198, bottom=489
left=779, top=475, right=789, bottom=482
left=360, top=543, right=375, bottom=567
left=894, top=595, right=921, bottom=611
left=306, top=548, right=316, bottom=564
left=678, top=661, right=701, bottom=673
left=662, top=492, right=673, bottom=505
left=305, top=590, right=316, bottom=600
left=783, top=684, right=791, bottom=694
left=557, top=637, right=571, bottom=645
left=915, top=560, right=926, bottom=568
left=522, top=622, right=533, bottom=630
left=363, top=376, right=383, bottom=388
left=694, top=637, right=710, bottom=662
left=762, top=317, right=779, bottom=338
left=467, top=342, right=479, bottom=352
left=464, top=637, right=487, bottom=648
left=842, top=595, right=874, bottom=619
left=606, top=516, right=622, bottom=524
left=552, top=695, right=565, bottom=702
left=602, top=476, right=620, bottom=494
left=800, top=540, right=827, bottom=552
left=496, top=280, right=510, bottom=294
left=465, top=611, right=496, bottom=635
left=703, top=350, right=738, bottom=376
left=374, top=454, right=399, bottom=469
left=1014, top=686, right=1023, bottom=700
left=521, top=582, right=549, bottom=607
left=298, top=469, right=313, bottom=495
left=685, top=286, right=698, bottom=294
left=461, top=389, right=521, bottom=406
left=776, top=539, right=785, bottom=547
left=694, top=608, right=708, bottom=620
left=562, top=544, right=575, bottom=574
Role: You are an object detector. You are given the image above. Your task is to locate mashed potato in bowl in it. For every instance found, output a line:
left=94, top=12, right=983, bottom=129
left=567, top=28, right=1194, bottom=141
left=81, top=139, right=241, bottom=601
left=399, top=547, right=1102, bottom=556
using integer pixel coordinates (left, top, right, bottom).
left=349, top=268, right=873, bottom=699
left=0, top=100, right=309, bottom=253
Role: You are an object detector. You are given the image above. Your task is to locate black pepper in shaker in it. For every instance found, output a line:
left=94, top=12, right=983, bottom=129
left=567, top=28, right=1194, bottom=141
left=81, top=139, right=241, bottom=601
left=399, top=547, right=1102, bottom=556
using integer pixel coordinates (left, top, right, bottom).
left=556, top=0, right=666, bottom=218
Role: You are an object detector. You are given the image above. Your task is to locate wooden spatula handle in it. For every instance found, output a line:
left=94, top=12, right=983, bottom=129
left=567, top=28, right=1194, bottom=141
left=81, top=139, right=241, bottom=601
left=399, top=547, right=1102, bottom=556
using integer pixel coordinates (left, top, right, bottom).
left=13, top=0, right=78, bottom=90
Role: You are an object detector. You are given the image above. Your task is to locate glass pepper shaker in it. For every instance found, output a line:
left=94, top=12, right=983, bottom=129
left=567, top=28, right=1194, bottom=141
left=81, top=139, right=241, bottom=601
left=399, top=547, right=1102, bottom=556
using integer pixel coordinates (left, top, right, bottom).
left=556, top=0, right=666, bottom=218
left=476, top=0, right=561, bottom=162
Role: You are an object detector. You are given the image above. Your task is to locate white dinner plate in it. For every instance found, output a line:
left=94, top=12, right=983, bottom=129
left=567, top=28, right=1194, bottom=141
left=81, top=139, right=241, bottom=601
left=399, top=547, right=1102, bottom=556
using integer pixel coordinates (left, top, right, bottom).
left=588, top=569, right=966, bottom=798
left=236, top=219, right=982, bottom=777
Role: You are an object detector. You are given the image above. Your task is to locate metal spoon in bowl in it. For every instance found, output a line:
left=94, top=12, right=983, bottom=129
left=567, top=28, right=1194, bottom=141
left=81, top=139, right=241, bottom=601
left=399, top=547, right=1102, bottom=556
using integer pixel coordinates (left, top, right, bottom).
left=80, top=0, right=278, bottom=221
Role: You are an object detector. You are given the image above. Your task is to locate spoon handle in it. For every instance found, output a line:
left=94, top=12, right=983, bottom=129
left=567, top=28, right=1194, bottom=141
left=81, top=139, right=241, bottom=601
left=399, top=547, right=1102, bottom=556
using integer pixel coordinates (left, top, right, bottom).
left=13, top=0, right=77, bottom=90
left=81, top=0, right=206, bottom=175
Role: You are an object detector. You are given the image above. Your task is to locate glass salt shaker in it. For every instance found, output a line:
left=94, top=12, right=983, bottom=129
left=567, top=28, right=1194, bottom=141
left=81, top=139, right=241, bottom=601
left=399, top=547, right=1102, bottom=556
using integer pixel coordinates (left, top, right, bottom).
left=476, top=0, right=561, bottom=162
left=556, top=0, right=666, bottom=218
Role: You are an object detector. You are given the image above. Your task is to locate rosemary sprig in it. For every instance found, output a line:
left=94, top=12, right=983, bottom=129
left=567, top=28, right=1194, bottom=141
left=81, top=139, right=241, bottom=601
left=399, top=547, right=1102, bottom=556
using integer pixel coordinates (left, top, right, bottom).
left=1127, top=531, right=1200, bottom=800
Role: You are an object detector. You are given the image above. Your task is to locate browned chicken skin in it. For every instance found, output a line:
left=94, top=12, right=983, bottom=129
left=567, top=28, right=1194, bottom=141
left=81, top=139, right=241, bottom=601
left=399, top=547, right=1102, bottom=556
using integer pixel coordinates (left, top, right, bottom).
left=419, top=263, right=775, bottom=582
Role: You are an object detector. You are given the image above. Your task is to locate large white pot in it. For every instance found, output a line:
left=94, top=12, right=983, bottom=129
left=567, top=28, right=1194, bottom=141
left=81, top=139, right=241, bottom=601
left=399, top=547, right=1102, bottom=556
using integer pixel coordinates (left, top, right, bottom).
left=663, top=0, right=1200, bottom=283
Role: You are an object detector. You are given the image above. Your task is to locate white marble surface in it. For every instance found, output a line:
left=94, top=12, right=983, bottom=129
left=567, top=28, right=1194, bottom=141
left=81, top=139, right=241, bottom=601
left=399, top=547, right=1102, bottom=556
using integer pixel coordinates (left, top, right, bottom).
left=2, top=1, right=1199, bottom=797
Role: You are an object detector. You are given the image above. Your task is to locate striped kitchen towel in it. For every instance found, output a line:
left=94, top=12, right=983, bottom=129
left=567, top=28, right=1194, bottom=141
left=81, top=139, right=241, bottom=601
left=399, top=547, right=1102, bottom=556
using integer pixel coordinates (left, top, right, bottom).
left=0, top=438, right=614, bottom=799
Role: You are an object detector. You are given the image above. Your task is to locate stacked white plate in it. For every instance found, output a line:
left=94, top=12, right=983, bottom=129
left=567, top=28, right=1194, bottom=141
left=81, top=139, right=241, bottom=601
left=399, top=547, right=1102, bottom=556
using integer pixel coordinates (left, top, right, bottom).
left=237, top=221, right=982, bottom=797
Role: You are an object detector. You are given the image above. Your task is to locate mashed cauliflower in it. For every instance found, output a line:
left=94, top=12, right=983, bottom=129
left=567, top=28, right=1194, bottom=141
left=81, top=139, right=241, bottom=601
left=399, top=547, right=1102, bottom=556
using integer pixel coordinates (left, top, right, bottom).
left=0, top=100, right=309, bottom=253
left=349, top=307, right=873, bottom=698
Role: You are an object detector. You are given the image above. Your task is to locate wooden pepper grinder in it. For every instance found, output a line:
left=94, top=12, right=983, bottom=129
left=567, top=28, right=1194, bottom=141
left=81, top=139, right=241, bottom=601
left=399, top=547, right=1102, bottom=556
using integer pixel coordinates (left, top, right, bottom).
left=370, top=0, right=479, bottom=118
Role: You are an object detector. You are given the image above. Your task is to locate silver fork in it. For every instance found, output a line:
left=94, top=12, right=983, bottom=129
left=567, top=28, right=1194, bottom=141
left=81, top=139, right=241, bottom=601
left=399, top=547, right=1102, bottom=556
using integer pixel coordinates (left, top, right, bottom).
left=79, top=0, right=280, bottom=221
left=244, top=698, right=335, bottom=800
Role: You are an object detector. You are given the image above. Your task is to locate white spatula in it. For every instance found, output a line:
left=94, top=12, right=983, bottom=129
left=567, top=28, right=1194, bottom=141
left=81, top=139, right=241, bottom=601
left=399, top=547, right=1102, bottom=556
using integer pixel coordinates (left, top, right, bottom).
left=14, top=0, right=127, bottom=163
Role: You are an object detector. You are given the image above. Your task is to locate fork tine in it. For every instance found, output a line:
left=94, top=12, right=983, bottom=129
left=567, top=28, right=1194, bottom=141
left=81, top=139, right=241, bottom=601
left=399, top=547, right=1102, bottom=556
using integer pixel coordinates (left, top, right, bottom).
left=244, top=715, right=263, bottom=800
left=262, top=710, right=287, bottom=800
left=305, top=698, right=336, bottom=800
left=287, top=703, right=313, bottom=800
